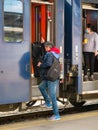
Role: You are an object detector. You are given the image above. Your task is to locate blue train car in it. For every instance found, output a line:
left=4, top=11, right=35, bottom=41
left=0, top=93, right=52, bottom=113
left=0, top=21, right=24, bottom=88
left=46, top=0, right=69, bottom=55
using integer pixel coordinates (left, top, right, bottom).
left=0, top=0, right=98, bottom=113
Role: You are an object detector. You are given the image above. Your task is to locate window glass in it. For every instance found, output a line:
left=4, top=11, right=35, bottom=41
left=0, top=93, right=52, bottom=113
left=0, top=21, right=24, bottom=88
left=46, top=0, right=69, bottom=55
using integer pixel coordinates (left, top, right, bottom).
left=4, top=0, right=23, bottom=42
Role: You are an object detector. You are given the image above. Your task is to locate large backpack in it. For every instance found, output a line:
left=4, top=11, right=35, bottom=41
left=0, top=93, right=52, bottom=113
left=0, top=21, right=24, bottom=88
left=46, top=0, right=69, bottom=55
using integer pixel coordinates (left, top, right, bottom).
left=32, top=42, right=45, bottom=77
left=46, top=53, right=61, bottom=81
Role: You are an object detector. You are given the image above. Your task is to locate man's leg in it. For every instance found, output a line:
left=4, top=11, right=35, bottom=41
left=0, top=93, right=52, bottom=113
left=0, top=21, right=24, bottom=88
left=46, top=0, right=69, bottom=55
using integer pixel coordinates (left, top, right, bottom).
left=90, top=52, right=95, bottom=75
left=89, top=52, right=95, bottom=80
left=39, top=80, right=51, bottom=105
left=83, top=52, right=89, bottom=81
left=48, top=80, right=60, bottom=116
left=83, top=52, right=89, bottom=75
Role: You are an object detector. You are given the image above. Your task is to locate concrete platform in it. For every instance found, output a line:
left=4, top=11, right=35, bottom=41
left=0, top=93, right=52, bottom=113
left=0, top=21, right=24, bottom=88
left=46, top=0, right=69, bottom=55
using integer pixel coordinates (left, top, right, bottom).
left=0, top=110, right=98, bottom=130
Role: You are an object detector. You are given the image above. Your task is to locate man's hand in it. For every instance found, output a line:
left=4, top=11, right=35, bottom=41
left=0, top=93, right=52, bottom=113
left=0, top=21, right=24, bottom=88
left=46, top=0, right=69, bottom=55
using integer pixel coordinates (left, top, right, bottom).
left=95, top=52, right=98, bottom=56
left=37, top=62, right=42, bottom=67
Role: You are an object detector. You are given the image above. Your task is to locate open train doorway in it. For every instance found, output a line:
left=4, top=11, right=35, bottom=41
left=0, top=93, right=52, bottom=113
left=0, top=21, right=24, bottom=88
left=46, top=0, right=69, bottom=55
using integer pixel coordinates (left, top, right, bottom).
left=82, top=2, right=98, bottom=99
left=29, top=0, right=55, bottom=102
left=82, top=3, right=98, bottom=75
left=30, top=0, right=54, bottom=78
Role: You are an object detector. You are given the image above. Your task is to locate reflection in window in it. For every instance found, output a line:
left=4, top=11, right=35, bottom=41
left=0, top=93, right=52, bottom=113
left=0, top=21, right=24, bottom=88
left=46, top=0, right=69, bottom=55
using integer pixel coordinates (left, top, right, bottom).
left=4, top=0, right=23, bottom=42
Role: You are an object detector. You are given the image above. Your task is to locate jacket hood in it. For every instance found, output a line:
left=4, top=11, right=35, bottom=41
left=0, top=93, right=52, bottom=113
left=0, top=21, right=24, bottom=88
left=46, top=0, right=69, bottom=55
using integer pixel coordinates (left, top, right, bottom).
left=48, top=47, right=60, bottom=59
left=48, top=47, right=60, bottom=54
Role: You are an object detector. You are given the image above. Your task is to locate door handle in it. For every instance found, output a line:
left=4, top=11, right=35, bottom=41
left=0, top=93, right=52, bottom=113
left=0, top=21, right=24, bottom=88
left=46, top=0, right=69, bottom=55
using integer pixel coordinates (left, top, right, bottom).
left=26, top=64, right=30, bottom=72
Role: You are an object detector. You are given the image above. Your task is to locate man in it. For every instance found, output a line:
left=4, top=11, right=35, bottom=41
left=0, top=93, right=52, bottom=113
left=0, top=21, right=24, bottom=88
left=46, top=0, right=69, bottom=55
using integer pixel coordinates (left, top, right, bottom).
left=83, top=23, right=98, bottom=81
left=37, top=42, right=60, bottom=121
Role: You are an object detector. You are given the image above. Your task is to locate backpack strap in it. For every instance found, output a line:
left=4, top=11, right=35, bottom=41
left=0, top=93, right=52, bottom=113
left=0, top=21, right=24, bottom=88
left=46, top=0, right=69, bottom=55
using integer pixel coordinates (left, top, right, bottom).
left=49, top=52, right=59, bottom=61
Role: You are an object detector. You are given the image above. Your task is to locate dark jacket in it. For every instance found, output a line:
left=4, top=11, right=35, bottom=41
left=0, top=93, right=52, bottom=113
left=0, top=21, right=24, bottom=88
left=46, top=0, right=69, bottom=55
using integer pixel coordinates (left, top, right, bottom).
left=39, top=47, right=60, bottom=80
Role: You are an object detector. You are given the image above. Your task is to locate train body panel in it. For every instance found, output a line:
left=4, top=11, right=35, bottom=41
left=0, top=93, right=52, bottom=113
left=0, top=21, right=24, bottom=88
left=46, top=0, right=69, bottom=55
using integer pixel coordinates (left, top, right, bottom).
left=56, top=0, right=82, bottom=95
left=0, top=0, right=31, bottom=104
left=55, top=0, right=65, bottom=79
left=72, top=0, right=82, bottom=94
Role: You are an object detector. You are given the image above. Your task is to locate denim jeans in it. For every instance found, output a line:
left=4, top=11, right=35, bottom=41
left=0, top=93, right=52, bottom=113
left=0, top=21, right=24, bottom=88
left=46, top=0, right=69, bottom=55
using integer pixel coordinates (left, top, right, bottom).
left=39, top=80, right=59, bottom=116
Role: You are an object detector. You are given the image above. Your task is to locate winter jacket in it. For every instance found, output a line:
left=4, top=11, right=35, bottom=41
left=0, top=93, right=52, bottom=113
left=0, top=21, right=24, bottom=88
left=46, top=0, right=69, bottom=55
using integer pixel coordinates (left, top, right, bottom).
left=39, top=47, right=60, bottom=80
left=83, top=32, right=98, bottom=52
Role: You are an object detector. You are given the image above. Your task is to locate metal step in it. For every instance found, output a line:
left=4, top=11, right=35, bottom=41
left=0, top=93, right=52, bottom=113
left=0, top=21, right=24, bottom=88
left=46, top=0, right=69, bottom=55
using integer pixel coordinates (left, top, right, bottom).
left=93, top=72, right=98, bottom=80
left=82, top=78, right=98, bottom=99
left=83, top=80, right=98, bottom=92
left=32, top=85, right=42, bottom=97
left=31, top=84, right=59, bottom=98
left=31, top=77, right=38, bottom=85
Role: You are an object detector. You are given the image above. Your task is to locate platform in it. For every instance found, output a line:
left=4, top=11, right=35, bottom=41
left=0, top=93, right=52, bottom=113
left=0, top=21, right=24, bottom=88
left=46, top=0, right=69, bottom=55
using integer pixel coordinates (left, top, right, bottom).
left=0, top=110, right=98, bottom=130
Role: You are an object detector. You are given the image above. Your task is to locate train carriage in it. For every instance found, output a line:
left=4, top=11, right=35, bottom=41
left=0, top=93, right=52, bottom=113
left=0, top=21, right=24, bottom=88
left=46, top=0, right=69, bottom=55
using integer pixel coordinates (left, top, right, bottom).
left=0, top=0, right=98, bottom=113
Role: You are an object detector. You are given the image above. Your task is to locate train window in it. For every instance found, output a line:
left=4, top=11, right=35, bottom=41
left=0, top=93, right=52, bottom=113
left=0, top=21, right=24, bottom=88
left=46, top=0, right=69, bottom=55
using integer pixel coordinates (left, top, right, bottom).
left=4, top=0, right=23, bottom=43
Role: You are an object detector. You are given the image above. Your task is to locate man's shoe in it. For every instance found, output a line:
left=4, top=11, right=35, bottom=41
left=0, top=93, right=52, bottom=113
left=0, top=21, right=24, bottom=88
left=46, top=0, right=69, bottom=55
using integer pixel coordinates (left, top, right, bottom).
left=83, top=75, right=89, bottom=81
left=89, top=75, right=95, bottom=81
left=40, top=103, right=52, bottom=108
left=48, top=115, right=61, bottom=121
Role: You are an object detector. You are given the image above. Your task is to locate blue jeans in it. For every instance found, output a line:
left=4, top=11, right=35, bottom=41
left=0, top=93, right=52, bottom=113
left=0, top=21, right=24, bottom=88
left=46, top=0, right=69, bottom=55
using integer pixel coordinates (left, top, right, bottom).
left=39, top=80, right=59, bottom=116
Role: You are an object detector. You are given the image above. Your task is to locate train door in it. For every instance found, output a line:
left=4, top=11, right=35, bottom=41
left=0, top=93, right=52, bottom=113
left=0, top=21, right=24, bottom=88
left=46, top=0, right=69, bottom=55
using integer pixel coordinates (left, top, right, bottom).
left=0, top=0, right=30, bottom=104
left=31, top=1, right=53, bottom=77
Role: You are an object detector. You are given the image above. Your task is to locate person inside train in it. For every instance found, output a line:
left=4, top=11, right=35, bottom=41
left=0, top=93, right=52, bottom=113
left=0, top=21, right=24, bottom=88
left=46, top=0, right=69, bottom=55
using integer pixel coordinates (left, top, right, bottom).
left=37, top=42, right=60, bottom=121
left=83, top=23, right=98, bottom=81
